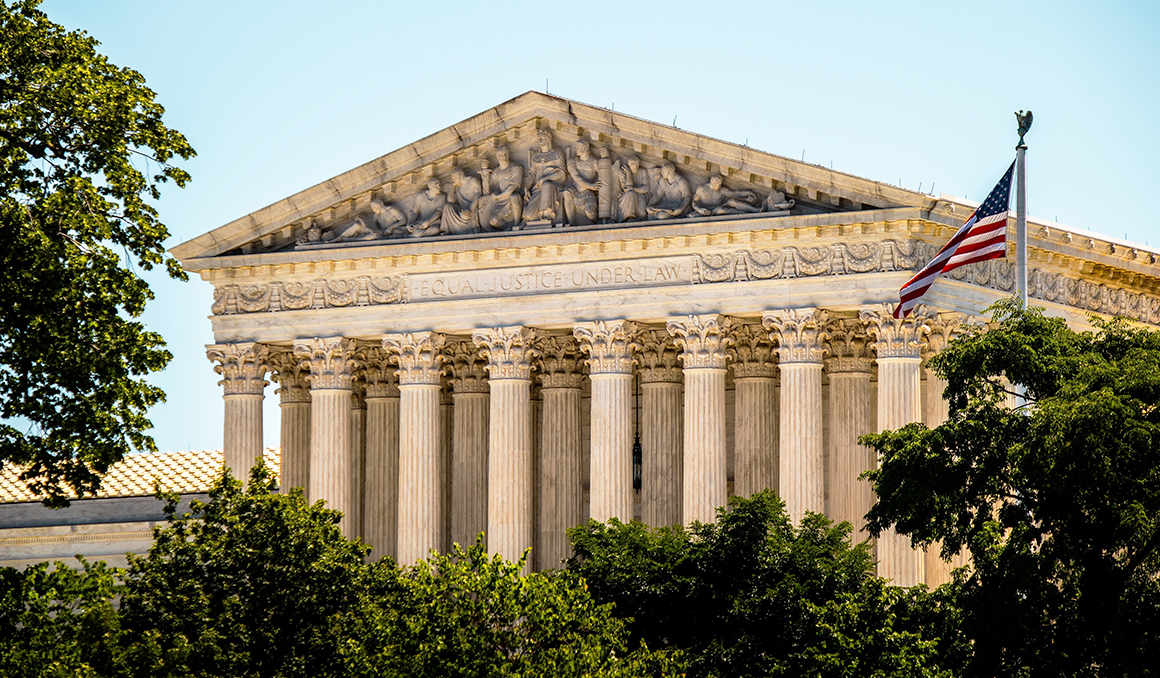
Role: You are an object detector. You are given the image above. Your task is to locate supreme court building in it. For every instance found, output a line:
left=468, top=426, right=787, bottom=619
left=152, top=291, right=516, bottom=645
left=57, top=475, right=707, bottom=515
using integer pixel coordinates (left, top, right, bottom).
left=171, top=92, right=1160, bottom=586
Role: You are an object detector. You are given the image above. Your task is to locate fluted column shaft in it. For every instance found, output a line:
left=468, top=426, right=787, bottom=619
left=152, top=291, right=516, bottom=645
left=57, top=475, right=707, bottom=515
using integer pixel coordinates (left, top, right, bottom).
left=641, top=380, right=682, bottom=526
left=451, top=391, right=489, bottom=547
left=731, top=323, right=779, bottom=499
left=669, top=315, right=732, bottom=525
left=474, top=327, right=537, bottom=572
left=537, top=336, right=584, bottom=569
left=638, top=330, right=683, bottom=527
left=734, top=377, right=778, bottom=497
left=364, top=392, right=399, bottom=559
left=350, top=390, right=366, bottom=539
left=440, top=390, right=453, bottom=552
left=208, top=343, right=269, bottom=482
left=575, top=321, right=637, bottom=524
left=827, top=371, right=874, bottom=534
left=294, top=337, right=356, bottom=535
left=765, top=309, right=829, bottom=526
left=383, top=332, right=445, bottom=565
left=862, top=305, right=932, bottom=586
left=269, top=346, right=311, bottom=494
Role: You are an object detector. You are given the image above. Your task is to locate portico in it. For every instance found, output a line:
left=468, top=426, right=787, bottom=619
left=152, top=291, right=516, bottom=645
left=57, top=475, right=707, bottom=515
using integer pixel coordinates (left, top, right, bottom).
left=185, top=92, right=1160, bottom=584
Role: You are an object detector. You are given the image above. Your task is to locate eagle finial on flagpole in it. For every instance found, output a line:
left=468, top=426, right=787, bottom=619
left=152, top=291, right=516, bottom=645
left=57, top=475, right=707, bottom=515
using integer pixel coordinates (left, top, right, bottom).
left=1015, top=110, right=1033, bottom=149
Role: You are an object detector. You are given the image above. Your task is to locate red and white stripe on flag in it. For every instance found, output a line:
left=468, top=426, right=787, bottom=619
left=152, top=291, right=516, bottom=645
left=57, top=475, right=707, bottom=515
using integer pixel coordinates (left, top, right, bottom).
left=893, top=160, right=1016, bottom=318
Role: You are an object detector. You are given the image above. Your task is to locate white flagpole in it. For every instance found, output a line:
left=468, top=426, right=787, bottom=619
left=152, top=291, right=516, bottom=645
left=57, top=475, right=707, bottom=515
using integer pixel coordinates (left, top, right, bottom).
left=1015, top=111, right=1032, bottom=306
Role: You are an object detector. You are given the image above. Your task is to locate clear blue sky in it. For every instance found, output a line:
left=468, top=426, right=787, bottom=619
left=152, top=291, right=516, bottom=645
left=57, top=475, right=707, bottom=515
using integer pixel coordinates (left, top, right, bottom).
left=41, top=0, right=1160, bottom=454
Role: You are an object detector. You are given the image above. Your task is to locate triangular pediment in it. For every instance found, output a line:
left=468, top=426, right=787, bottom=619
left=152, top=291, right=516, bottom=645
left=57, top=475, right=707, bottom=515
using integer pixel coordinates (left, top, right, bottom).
left=171, top=91, right=943, bottom=265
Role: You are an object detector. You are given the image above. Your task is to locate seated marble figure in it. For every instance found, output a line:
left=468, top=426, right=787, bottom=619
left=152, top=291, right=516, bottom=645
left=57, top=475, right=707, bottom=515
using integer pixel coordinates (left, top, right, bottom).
left=441, top=167, right=484, bottom=235
left=564, top=140, right=600, bottom=225
left=524, top=130, right=566, bottom=223
left=476, top=147, right=523, bottom=231
left=407, top=179, right=447, bottom=237
left=646, top=162, right=692, bottom=220
left=615, top=154, right=650, bottom=222
left=691, top=174, right=761, bottom=216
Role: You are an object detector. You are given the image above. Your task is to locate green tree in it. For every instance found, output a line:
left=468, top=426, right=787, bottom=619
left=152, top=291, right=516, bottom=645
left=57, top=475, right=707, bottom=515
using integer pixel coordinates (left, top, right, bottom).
left=567, top=491, right=964, bottom=678
left=116, top=463, right=369, bottom=678
left=0, top=0, right=194, bottom=505
left=0, top=557, right=123, bottom=678
left=862, top=299, right=1160, bottom=677
left=350, top=541, right=685, bottom=678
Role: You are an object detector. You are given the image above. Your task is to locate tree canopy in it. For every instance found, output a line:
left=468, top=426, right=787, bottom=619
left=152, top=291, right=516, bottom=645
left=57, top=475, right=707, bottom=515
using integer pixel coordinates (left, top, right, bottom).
left=0, top=0, right=193, bottom=505
left=862, top=299, right=1160, bottom=677
left=567, top=491, right=965, bottom=678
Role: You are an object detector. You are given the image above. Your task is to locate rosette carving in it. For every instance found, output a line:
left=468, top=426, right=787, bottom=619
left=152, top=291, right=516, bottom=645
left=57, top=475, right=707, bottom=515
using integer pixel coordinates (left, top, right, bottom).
left=667, top=314, right=734, bottom=370
left=445, top=341, right=490, bottom=393
left=292, top=337, right=358, bottom=390
left=636, top=330, right=683, bottom=384
left=823, top=318, right=873, bottom=374
left=537, top=336, right=584, bottom=389
left=206, top=342, right=270, bottom=395
left=763, top=308, right=830, bottom=364
left=859, top=304, right=933, bottom=360
left=472, top=327, right=538, bottom=381
left=729, top=323, right=777, bottom=378
left=573, top=320, right=638, bottom=375
left=382, top=332, right=446, bottom=386
left=356, top=345, right=399, bottom=398
left=267, top=348, right=311, bottom=403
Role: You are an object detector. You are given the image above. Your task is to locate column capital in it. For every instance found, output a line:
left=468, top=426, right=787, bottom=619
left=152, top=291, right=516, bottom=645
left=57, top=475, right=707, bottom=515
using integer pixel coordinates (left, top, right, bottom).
left=293, top=337, right=358, bottom=390
left=763, top=308, right=830, bottom=364
left=729, top=322, right=777, bottom=379
left=356, top=345, right=400, bottom=398
left=472, top=326, right=537, bottom=381
left=207, top=342, right=269, bottom=395
left=351, top=378, right=367, bottom=410
left=924, top=312, right=985, bottom=361
left=636, top=329, right=683, bottom=384
left=445, top=341, right=490, bottom=393
left=668, top=314, right=733, bottom=370
left=824, top=318, right=874, bottom=374
left=267, top=348, right=311, bottom=403
left=859, top=303, right=933, bottom=360
left=574, top=320, right=638, bottom=375
left=383, top=332, right=446, bottom=386
left=537, top=336, right=584, bottom=389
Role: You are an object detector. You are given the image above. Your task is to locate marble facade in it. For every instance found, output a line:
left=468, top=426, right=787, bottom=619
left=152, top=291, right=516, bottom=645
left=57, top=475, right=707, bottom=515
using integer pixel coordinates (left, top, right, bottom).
left=181, top=92, right=1160, bottom=585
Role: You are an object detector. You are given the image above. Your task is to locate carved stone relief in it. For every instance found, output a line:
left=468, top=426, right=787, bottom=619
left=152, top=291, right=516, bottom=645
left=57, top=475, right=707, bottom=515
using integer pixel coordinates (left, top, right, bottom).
left=291, top=131, right=798, bottom=249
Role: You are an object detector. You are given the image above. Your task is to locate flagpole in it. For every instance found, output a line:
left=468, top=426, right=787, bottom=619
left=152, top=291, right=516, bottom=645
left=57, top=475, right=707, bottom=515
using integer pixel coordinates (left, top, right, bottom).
left=1015, top=111, right=1032, bottom=306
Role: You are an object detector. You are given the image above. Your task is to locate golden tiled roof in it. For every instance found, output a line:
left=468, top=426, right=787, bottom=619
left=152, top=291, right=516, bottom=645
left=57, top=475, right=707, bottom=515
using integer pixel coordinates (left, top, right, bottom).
left=0, top=448, right=281, bottom=504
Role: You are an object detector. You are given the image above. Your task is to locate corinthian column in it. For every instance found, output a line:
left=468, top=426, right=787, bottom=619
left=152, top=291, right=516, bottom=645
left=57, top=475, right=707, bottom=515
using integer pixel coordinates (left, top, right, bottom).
left=574, top=320, right=637, bottom=523
left=382, top=332, right=446, bottom=565
left=293, top=337, right=357, bottom=535
left=536, top=336, right=585, bottom=569
left=349, top=379, right=366, bottom=540
left=359, top=347, right=399, bottom=560
left=668, top=315, right=732, bottom=525
left=267, top=349, right=310, bottom=495
left=473, top=327, right=537, bottom=571
left=207, top=343, right=269, bottom=483
left=763, top=309, right=829, bottom=525
left=923, top=312, right=974, bottom=585
left=730, top=323, right=778, bottom=499
left=861, top=304, right=932, bottom=586
left=823, top=319, right=875, bottom=538
left=637, top=330, right=683, bottom=527
left=445, top=342, right=490, bottom=551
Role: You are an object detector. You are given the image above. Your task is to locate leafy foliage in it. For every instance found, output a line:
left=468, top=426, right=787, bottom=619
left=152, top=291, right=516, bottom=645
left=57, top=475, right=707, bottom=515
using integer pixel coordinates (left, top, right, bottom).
left=0, top=0, right=194, bottom=505
left=0, top=557, right=122, bottom=677
left=861, top=299, right=1160, bottom=677
left=116, top=463, right=368, bottom=678
left=567, top=491, right=964, bottom=678
left=351, top=542, right=684, bottom=678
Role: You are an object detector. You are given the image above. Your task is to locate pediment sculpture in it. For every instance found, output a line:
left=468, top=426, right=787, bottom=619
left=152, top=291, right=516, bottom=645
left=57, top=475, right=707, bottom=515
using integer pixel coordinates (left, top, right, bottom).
left=295, top=130, right=798, bottom=249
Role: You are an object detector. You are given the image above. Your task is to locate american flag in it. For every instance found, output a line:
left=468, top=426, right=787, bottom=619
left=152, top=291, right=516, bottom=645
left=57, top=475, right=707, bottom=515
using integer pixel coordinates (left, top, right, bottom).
left=894, top=160, right=1016, bottom=318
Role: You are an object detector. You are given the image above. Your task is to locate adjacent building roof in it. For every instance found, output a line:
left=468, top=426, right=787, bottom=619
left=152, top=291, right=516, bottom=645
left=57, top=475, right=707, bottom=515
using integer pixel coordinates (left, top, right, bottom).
left=0, top=449, right=281, bottom=504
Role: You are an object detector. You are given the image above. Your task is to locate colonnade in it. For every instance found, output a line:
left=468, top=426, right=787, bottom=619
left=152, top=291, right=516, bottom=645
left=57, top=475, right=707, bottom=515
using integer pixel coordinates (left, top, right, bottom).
left=206, top=305, right=971, bottom=584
